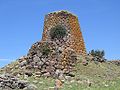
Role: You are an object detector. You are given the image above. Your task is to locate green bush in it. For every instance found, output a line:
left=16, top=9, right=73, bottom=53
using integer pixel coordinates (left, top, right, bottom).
left=90, top=50, right=105, bottom=58
left=42, top=47, right=50, bottom=56
left=89, top=49, right=106, bottom=62
left=41, top=43, right=51, bottom=56
left=50, top=25, right=66, bottom=40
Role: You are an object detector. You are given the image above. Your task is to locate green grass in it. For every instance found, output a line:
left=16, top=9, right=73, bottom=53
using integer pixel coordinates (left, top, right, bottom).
left=1, top=59, right=120, bottom=90
left=22, top=61, right=120, bottom=90
left=61, top=60, right=120, bottom=90
left=27, top=76, right=55, bottom=90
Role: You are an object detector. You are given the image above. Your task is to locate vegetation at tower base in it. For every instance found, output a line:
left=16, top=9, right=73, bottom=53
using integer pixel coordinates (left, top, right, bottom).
left=40, top=42, right=51, bottom=56
left=90, top=50, right=105, bottom=58
left=89, top=49, right=107, bottom=63
left=0, top=10, right=120, bottom=90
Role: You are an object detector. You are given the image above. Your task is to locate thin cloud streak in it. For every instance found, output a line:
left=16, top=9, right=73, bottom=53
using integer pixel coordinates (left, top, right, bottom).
left=0, top=59, right=13, bottom=61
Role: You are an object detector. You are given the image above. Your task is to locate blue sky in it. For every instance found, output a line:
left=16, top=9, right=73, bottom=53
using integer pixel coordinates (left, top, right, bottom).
left=0, top=0, right=120, bottom=67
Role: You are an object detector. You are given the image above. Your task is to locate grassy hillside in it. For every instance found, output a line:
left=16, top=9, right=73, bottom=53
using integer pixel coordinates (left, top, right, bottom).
left=1, top=59, right=120, bottom=90
left=26, top=61, right=120, bottom=90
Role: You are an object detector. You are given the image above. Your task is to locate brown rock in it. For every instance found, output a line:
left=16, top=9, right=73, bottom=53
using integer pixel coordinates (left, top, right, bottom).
left=55, top=79, right=63, bottom=89
left=43, top=72, right=50, bottom=77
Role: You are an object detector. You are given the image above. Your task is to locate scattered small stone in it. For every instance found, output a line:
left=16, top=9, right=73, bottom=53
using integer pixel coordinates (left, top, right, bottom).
left=82, top=60, right=88, bottom=66
left=0, top=74, right=29, bottom=90
left=43, top=72, right=50, bottom=77
left=24, top=84, right=37, bottom=90
left=65, top=76, right=72, bottom=82
left=25, top=71, right=33, bottom=77
left=33, top=80, right=38, bottom=84
left=55, top=79, right=63, bottom=89
left=48, top=87, right=55, bottom=90
left=67, top=72, right=75, bottom=77
left=39, top=81, right=44, bottom=84
left=104, top=84, right=109, bottom=87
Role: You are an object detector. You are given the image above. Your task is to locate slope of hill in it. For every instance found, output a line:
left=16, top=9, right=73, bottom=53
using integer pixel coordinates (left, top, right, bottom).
left=1, top=59, right=120, bottom=90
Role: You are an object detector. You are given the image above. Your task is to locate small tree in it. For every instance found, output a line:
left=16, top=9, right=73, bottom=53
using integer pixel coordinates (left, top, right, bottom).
left=89, top=49, right=106, bottom=62
left=41, top=44, right=51, bottom=56
left=50, top=25, right=66, bottom=40
left=42, top=47, right=50, bottom=56
left=89, top=50, right=105, bottom=58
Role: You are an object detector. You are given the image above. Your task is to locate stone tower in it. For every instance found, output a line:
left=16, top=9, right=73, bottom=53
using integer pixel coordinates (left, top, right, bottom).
left=2, top=11, right=87, bottom=80
left=42, top=11, right=86, bottom=55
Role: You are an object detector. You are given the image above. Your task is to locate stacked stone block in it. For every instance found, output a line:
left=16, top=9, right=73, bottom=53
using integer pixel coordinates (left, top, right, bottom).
left=42, top=11, right=86, bottom=55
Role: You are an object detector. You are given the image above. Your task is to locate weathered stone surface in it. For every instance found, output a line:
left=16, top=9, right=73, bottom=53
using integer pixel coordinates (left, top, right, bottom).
left=55, top=79, right=63, bottom=89
left=20, top=40, right=77, bottom=77
left=42, top=10, right=86, bottom=56
left=0, top=74, right=33, bottom=90
left=23, top=84, right=37, bottom=90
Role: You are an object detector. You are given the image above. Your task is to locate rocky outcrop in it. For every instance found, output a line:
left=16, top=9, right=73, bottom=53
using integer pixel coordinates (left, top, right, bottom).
left=108, top=60, right=120, bottom=66
left=0, top=73, right=37, bottom=90
left=18, top=41, right=77, bottom=78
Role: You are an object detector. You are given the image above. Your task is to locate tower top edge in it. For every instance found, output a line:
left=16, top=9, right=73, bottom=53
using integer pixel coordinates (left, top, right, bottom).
left=45, top=10, right=77, bottom=18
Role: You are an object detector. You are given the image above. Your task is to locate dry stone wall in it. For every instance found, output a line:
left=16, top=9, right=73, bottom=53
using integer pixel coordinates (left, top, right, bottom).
left=2, top=11, right=87, bottom=79
left=42, top=11, right=86, bottom=55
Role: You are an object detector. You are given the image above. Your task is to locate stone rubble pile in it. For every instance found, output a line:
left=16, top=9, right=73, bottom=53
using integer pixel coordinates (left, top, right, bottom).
left=0, top=73, right=37, bottom=90
left=109, top=60, right=120, bottom=66
left=17, top=40, right=77, bottom=78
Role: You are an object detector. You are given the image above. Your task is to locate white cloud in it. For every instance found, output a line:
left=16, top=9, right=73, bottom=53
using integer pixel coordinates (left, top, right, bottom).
left=0, top=59, right=9, bottom=60
left=0, top=59, right=13, bottom=61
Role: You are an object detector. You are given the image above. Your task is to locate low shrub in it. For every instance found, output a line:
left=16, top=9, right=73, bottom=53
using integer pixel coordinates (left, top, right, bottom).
left=41, top=44, right=51, bottom=56
left=50, top=25, right=66, bottom=40
left=39, top=43, right=51, bottom=56
left=42, top=47, right=50, bottom=56
left=89, top=49, right=106, bottom=62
